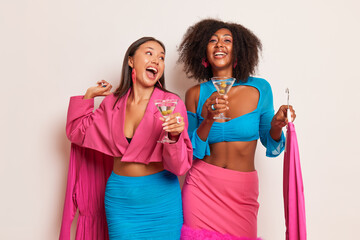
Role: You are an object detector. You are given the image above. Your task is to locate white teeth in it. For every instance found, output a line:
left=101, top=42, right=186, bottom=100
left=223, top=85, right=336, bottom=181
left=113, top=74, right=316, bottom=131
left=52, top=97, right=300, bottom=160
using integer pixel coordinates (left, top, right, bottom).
left=215, top=52, right=226, bottom=56
left=146, top=67, right=158, bottom=73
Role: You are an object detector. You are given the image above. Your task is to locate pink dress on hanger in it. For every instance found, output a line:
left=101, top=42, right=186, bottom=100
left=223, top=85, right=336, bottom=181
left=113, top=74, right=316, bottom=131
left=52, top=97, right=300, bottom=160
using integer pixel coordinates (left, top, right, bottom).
left=283, top=122, right=307, bottom=240
left=59, top=144, right=113, bottom=240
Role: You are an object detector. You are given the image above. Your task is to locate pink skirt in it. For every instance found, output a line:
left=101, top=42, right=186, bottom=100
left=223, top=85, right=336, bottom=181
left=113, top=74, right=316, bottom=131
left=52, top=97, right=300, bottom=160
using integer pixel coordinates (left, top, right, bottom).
left=181, top=160, right=260, bottom=239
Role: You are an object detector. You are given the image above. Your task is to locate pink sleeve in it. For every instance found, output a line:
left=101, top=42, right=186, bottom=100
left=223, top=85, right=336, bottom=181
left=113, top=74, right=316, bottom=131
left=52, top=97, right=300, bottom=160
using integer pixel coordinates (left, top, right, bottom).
left=59, top=144, right=78, bottom=240
left=162, top=99, right=193, bottom=176
left=66, top=95, right=120, bottom=156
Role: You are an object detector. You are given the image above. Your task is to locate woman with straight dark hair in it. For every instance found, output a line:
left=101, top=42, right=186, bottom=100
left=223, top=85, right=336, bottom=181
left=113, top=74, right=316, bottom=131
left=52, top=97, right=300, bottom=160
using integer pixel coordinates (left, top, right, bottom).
left=66, top=37, right=193, bottom=239
left=178, top=19, right=296, bottom=239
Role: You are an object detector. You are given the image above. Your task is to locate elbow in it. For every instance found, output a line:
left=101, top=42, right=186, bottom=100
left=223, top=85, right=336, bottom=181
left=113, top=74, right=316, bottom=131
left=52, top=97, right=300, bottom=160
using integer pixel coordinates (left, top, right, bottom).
left=178, top=153, right=193, bottom=176
left=164, top=152, right=193, bottom=176
left=176, top=169, right=188, bottom=176
left=193, top=151, right=204, bottom=160
left=172, top=162, right=192, bottom=176
left=178, top=158, right=192, bottom=176
left=65, top=127, right=72, bottom=141
left=65, top=124, right=76, bottom=142
left=65, top=127, right=85, bottom=146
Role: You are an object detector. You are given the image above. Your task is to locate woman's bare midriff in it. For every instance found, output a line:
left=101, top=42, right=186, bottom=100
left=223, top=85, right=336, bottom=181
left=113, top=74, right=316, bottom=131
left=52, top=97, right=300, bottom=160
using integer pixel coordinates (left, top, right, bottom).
left=202, top=140, right=258, bottom=172
left=113, top=157, right=164, bottom=177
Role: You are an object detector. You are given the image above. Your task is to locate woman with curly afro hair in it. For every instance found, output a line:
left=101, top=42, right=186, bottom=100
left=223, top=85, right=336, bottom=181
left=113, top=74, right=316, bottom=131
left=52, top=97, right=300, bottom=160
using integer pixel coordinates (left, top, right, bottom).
left=178, top=19, right=296, bottom=239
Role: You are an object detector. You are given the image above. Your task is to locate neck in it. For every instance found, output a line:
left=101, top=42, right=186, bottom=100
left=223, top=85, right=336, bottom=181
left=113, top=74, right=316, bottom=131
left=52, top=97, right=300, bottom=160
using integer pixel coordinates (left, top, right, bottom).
left=211, top=67, right=233, bottom=78
left=129, top=84, right=154, bottom=104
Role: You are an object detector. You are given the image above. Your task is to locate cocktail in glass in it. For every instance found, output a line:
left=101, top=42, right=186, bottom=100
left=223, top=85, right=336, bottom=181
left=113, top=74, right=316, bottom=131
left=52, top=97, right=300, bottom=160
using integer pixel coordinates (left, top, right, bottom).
left=154, top=99, right=178, bottom=143
left=211, top=77, right=236, bottom=120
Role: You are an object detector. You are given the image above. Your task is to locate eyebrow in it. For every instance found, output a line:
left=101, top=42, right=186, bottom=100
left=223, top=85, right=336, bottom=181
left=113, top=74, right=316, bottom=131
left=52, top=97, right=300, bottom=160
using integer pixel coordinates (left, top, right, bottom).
left=146, top=47, right=165, bottom=55
left=213, top=34, right=233, bottom=37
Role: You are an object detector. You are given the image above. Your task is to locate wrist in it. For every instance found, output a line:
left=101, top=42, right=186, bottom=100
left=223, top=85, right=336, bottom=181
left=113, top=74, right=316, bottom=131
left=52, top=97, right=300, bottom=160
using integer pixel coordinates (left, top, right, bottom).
left=204, top=118, right=215, bottom=124
left=270, top=123, right=282, bottom=131
left=169, top=132, right=180, bottom=142
left=84, top=90, right=95, bottom=99
left=270, top=127, right=282, bottom=142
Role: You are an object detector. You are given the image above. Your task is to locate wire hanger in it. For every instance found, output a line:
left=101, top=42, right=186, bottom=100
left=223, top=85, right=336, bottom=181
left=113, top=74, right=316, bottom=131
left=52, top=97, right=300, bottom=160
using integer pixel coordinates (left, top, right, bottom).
left=285, top=88, right=292, bottom=122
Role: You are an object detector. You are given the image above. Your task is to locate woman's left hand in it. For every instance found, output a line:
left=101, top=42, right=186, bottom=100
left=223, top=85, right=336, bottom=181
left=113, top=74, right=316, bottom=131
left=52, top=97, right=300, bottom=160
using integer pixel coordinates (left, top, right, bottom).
left=160, top=113, right=185, bottom=141
left=271, top=105, right=296, bottom=129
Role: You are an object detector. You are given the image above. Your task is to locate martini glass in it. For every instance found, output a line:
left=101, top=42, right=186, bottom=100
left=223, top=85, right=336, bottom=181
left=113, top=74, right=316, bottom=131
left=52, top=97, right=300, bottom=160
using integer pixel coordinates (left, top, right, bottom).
left=154, top=99, right=178, bottom=143
left=211, top=77, right=236, bottom=120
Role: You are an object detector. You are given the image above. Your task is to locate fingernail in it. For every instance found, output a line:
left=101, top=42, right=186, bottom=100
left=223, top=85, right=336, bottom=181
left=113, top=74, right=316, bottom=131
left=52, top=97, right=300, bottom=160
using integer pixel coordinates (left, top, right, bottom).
left=163, top=126, right=169, bottom=130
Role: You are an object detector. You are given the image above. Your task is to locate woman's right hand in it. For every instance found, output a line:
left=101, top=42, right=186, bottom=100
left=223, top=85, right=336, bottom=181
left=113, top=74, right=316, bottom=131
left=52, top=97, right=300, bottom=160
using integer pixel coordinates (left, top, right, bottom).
left=83, top=80, right=113, bottom=99
left=204, top=93, right=229, bottom=120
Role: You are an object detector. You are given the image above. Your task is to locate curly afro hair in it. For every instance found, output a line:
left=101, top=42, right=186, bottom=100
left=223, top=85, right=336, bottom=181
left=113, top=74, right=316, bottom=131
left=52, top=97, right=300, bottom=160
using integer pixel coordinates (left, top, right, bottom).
left=178, top=18, right=262, bottom=82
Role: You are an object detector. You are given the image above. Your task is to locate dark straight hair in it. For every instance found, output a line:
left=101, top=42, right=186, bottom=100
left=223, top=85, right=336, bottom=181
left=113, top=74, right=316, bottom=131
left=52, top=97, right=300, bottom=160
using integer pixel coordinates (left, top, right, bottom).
left=113, top=37, right=167, bottom=108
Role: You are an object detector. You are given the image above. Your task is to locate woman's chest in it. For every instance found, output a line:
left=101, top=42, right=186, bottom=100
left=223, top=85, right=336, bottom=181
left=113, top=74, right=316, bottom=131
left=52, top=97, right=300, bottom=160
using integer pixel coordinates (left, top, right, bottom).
left=123, top=102, right=148, bottom=138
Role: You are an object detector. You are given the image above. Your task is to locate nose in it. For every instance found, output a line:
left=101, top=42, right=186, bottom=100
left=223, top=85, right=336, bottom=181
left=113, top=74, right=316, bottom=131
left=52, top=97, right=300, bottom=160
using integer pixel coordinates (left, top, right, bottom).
left=215, top=40, right=223, bottom=48
left=151, top=56, right=159, bottom=65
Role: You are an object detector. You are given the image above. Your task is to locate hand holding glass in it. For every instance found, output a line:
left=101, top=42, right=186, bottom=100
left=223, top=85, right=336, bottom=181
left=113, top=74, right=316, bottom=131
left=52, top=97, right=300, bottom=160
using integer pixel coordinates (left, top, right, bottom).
left=211, top=77, right=236, bottom=120
left=154, top=99, right=178, bottom=143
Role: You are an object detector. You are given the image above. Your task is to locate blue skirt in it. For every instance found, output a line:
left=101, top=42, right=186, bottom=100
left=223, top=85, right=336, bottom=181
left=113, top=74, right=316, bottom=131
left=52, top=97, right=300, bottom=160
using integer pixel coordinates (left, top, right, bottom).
left=105, top=170, right=183, bottom=239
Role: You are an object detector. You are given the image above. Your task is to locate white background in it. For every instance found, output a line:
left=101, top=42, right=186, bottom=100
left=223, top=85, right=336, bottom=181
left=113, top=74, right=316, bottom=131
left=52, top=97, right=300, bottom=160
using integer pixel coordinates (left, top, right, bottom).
left=1, top=0, right=359, bottom=239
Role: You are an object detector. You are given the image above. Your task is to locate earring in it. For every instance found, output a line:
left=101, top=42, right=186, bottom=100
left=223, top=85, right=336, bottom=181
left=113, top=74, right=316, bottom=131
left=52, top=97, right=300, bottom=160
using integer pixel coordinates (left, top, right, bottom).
left=201, top=58, right=209, bottom=68
left=131, top=69, right=136, bottom=85
left=157, top=80, right=163, bottom=88
left=233, top=59, right=238, bottom=68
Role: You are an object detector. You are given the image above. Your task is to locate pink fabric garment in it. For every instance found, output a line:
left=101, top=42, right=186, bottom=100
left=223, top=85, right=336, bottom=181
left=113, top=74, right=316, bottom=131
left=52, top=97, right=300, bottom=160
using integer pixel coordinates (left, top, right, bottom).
left=61, top=87, right=192, bottom=238
left=181, top=226, right=262, bottom=240
left=66, top=87, right=193, bottom=176
left=182, top=160, right=260, bottom=239
left=59, top=144, right=113, bottom=240
left=283, top=122, right=307, bottom=240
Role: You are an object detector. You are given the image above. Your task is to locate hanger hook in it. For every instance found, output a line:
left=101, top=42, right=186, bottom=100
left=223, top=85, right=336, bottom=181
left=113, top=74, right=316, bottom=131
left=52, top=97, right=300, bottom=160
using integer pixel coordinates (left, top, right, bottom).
left=285, top=88, right=290, bottom=110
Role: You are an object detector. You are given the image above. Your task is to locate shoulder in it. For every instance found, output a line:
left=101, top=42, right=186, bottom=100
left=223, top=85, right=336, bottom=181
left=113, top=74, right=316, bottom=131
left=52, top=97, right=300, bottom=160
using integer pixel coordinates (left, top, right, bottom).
left=185, top=84, right=200, bottom=101
left=102, top=93, right=117, bottom=104
left=248, top=76, right=272, bottom=92
left=157, top=89, right=186, bottom=108
left=185, top=80, right=211, bottom=101
left=185, top=84, right=201, bottom=112
left=97, top=93, right=119, bottom=110
left=161, top=90, right=182, bottom=101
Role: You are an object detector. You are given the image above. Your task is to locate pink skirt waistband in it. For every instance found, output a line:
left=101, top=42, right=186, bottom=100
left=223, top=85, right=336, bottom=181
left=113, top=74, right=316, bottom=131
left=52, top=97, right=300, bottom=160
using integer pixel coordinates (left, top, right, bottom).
left=191, top=159, right=258, bottom=182
left=181, top=225, right=262, bottom=240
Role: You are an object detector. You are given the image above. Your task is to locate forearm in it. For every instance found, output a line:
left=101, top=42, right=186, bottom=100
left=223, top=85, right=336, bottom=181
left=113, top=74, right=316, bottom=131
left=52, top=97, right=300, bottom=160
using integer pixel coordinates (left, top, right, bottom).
left=84, top=91, right=95, bottom=99
left=196, top=118, right=215, bottom=141
left=66, top=96, right=95, bottom=142
left=269, top=125, right=283, bottom=142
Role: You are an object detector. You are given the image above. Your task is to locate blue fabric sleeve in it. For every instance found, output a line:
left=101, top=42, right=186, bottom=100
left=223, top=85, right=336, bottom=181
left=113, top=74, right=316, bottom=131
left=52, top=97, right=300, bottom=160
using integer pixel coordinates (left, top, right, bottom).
left=187, top=111, right=211, bottom=159
left=259, top=82, right=285, bottom=157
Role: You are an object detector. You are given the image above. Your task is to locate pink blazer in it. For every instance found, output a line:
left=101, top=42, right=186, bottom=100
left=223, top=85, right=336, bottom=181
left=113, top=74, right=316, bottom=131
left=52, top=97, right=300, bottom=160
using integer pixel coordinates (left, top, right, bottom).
left=66, top=87, right=193, bottom=175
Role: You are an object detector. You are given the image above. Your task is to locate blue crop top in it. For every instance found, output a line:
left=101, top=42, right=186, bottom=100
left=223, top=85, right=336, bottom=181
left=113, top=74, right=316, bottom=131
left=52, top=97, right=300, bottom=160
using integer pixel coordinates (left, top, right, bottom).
left=187, top=76, right=285, bottom=159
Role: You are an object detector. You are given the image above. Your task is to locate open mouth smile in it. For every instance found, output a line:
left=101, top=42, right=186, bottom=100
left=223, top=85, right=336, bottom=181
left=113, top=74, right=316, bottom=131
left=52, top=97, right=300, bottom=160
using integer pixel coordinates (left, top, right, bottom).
left=214, top=51, right=227, bottom=58
left=146, top=66, right=158, bottom=80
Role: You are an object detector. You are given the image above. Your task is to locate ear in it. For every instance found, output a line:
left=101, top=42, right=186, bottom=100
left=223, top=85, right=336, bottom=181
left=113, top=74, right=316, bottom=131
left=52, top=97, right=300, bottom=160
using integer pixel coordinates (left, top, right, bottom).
left=128, top=56, right=134, bottom=68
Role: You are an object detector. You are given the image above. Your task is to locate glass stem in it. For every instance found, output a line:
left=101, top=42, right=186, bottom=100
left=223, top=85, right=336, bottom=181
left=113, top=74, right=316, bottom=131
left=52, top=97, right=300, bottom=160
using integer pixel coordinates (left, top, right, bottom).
left=164, top=131, right=170, bottom=141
